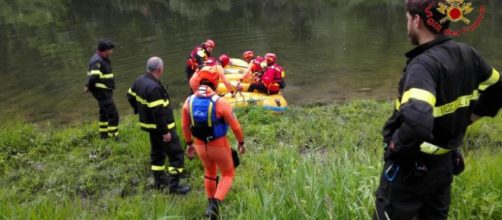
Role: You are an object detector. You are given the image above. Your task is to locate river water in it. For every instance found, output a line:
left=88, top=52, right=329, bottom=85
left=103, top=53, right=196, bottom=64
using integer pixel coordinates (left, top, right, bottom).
left=0, top=0, right=500, bottom=124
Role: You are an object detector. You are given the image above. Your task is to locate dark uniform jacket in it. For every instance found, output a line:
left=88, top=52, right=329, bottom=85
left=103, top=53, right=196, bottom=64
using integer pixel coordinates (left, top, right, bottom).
left=86, top=53, right=115, bottom=91
left=383, top=37, right=502, bottom=155
left=127, top=73, right=176, bottom=134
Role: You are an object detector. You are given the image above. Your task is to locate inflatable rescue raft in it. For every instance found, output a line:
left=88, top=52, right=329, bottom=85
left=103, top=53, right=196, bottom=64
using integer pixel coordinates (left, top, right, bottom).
left=217, top=58, right=288, bottom=112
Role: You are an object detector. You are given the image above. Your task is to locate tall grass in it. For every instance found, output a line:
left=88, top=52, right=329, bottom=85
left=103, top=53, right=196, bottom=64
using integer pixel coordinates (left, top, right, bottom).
left=0, top=100, right=501, bottom=219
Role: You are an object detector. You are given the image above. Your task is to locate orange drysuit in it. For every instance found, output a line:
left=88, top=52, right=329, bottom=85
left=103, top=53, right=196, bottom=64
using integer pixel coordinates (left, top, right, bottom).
left=189, top=64, right=233, bottom=94
left=182, top=86, right=244, bottom=201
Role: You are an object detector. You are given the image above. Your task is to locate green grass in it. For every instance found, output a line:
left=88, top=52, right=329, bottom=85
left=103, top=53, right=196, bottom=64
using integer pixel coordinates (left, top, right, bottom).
left=0, top=100, right=501, bottom=219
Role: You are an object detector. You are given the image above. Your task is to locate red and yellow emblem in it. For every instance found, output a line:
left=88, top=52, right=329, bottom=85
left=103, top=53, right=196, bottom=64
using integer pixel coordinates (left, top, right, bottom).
left=437, top=0, right=474, bottom=24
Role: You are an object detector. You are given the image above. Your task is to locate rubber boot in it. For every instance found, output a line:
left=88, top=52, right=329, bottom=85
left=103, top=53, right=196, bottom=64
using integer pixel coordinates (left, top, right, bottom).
left=152, top=171, right=170, bottom=189
left=108, top=132, right=120, bottom=141
left=168, top=174, right=191, bottom=195
left=207, top=198, right=221, bottom=220
left=204, top=198, right=214, bottom=217
left=100, top=132, right=109, bottom=140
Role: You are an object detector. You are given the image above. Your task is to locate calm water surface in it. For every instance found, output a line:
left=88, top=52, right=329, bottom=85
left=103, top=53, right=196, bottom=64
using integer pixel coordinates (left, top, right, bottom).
left=0, top=0, right=500, bottom=124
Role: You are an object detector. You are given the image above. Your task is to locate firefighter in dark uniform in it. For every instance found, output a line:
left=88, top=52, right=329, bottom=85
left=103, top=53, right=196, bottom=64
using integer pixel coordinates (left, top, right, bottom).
left=85, top=39, right=120, bottom=139
left=374, top=1, right=502, bottom=219
left=127, top=57, right=191, bottom=195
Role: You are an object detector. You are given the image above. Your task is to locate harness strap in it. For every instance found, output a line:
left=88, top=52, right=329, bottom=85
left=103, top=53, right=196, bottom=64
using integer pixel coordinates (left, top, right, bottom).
left=204, top=175, right=219, bottom=184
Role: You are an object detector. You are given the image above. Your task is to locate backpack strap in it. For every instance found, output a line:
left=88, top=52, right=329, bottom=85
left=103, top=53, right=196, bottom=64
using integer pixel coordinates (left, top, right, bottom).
left=211, top=95, right=220, bottom=103
left=188, top=95, right=196, bottom=126
left=207, top=95, right=221, bottom=127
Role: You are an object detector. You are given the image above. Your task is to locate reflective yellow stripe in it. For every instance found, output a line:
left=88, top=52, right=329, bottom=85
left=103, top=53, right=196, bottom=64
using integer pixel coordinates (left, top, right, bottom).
left=100, top=73, right=114, bottom=79
left=207, top=101, right=213, bottom=127
left=396, top=90, right=480, bottom=117
left=420, top=142, right=452, bottom=155
left=95, top=83, right=109, bottom=89
left=128, top=88, right=169, bottom=108
left=479, top=69, right=500, bottom=91
left=140, top=123, right=175, bottom=130
left=396, top=69, right=500, bottom=116
left=99, top=128, right=108, bottom=132
left=107, top=126, right=118, bottom=131
left=140, top=123, right=157, bottom=129
left=151, top=165, right=165, bottom=171
left=88, top=70, right=102, bottom=76
left=108, top=132, right=119, bottom=137
left=99, top=122, right=108, bottom=126
left=147, top=99, right=169, bottom=108
left=167, top=122, right=176, bottom=129
left=168, top=167, right=184, bottom=174
left=400, top=88, right=436, bottom=108
left=129, top=89, right=148, bottom=105
left=189, top=96, right=195, bottom=126
left=433, top=90, right=479, bottom=117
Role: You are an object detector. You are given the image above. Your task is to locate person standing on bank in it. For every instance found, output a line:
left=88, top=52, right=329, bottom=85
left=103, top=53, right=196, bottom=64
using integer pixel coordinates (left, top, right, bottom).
left=182, top=82, right=245, bottom=219
left=374, top=1, right=502, bottom=219
left=84, top=39, right=120, bottom=139
left=127, top=57, right=191, bottom=194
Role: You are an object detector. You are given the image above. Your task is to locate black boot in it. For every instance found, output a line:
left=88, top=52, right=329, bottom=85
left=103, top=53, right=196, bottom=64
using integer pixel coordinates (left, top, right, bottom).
left=100, top=132, right=109, bottom=140
left=205, top=198, right=221, bottom=220
left=152, top=171, right=170, bottom=189
left=205, top=198, right=214, bottom=217
left=168, top=174, right=191, bottom=195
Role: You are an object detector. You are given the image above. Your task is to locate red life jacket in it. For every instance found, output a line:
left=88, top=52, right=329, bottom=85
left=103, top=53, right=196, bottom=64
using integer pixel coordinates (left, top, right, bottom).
left=186, top=46, right=209, bottom=70
left=250, top=57, right=267, bottom=74
left=261, top=64, right=285, bottom=94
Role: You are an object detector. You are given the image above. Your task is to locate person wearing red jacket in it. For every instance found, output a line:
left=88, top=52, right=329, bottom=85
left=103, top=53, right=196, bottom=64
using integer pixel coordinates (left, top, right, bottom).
left=185, top=39, right=216, bottom=82
left=182, top=83, right=245, bottom=219
left=239, top=55, right=267, bottom=84
left=189, top=54, right=234, bottom=94
left=247, top=53, right=286, bottom=95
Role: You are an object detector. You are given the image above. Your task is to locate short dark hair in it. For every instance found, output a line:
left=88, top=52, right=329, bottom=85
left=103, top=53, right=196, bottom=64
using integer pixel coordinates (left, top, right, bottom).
left=97, top=39, right=115, bottom=52
left=406, top=0, right=450, bottom=34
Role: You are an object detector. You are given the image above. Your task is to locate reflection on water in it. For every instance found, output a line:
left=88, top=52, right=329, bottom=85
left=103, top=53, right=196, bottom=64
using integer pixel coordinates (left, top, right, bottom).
left=0, top=0, right=501, bottom=124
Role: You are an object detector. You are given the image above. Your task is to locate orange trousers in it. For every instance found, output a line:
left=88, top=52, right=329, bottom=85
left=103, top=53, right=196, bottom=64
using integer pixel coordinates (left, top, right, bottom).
left=195, top=142, right=235, bottom=201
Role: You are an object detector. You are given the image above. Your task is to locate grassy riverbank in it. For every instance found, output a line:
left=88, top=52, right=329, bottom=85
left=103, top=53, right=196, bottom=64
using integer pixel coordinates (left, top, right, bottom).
left=1, top=100, right=501, bottom=219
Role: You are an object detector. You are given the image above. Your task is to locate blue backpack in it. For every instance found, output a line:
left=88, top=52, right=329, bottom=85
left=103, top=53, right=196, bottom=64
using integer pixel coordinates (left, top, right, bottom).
left=189, top=95, right=228, bottom=142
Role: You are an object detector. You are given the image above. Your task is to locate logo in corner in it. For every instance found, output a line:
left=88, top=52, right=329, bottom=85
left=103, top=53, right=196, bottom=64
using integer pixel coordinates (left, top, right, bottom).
left=437, top=0, right=474, bottom=24
left=426, top=0, right=486, bottom=37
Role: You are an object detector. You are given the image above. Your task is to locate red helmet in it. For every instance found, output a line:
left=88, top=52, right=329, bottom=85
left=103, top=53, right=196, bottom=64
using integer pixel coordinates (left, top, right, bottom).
left=204, top=39, right=216, bottom=49
left=265, top=53, right=277, bottom=64
left=218, top=54, right=230, bottom=67
left=242, top=50, right=255, bottom=62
